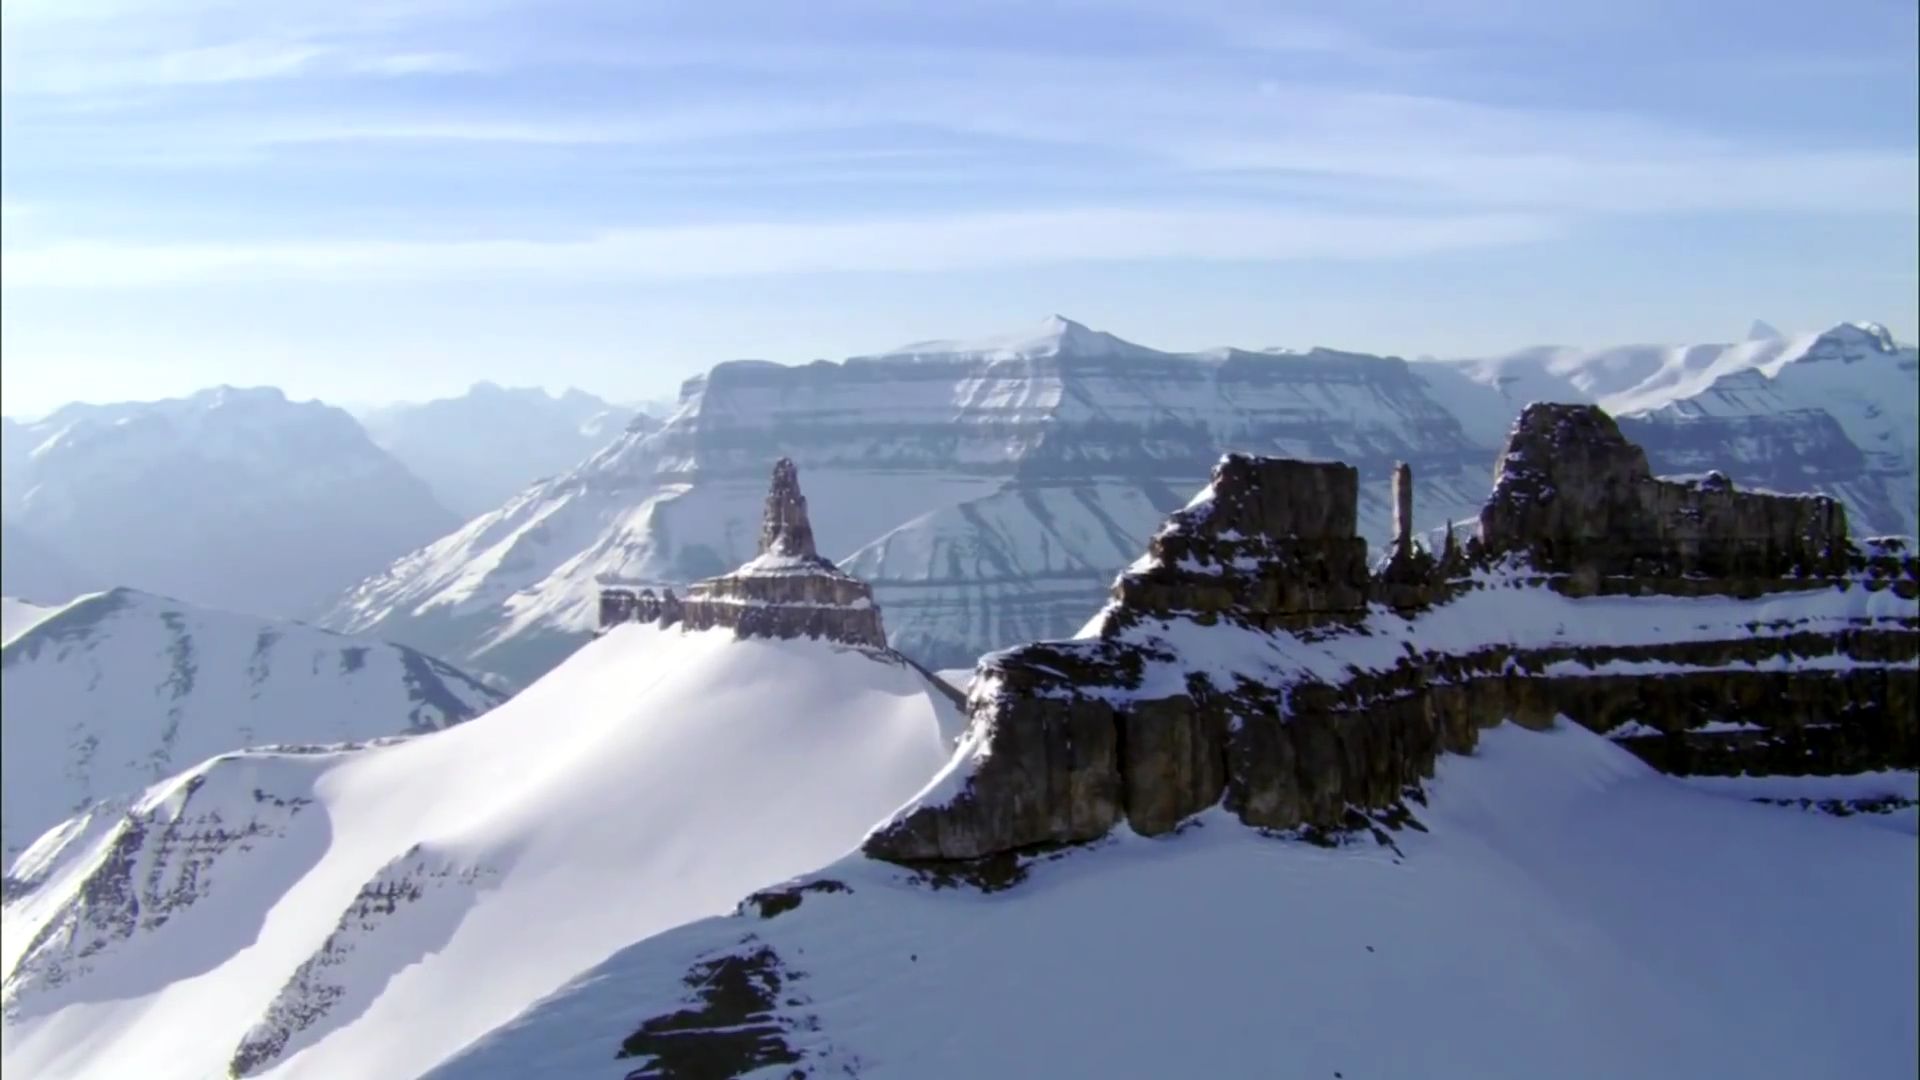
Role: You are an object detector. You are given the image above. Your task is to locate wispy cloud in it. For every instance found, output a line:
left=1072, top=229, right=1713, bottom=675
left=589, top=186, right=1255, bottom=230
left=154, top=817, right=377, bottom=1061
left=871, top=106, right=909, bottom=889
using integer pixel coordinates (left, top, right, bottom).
left=0, top=207, right=1558, bottom=287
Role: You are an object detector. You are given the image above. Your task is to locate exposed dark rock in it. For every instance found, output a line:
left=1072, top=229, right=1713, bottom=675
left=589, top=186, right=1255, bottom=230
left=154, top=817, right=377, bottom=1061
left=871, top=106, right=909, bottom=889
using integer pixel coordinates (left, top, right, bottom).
left=615, top=941, right=806, bottom=1078
left=742, top=879, right=852, bottom=920
left=863, top=405, right=1919, bottom=870
left=1090, top=454, right=1370, bottom=637
left=678, top=459, right=888, bottom=649
left=759, top=457, right=820, bottom=559
left=1481, top=403, right=1852, bottom=589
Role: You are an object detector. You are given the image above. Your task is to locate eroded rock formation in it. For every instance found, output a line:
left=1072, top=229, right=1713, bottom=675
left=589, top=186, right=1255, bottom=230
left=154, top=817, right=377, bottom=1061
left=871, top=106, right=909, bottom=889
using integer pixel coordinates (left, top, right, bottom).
left=864, top=403, right=1918, bottom=868
left=602, top=459, right=889, bottom=649
left=1481, top=404, right=1852, bottom=591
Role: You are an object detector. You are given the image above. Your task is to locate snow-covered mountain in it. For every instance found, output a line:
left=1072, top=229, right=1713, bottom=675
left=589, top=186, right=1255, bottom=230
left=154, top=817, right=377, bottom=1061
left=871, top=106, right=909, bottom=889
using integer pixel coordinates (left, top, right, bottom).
left=358, top=384, right=649, bottom=519
left=328, top=316, right=1916, bottom=684
left=0, top=587, right=506, bottom=862
left=326, top=316, right=1496, bottom=679
left=0, top=522, right=97, bottom=606
left=4, top=388, right=460, bottom=620
left=428, top=723, right=1916, bottom=1080
left=0, top=598, right=56, bottom=644
left=1618, top=322, right=1919, bottom=538
left=0, top=618, right=959, bottom=1079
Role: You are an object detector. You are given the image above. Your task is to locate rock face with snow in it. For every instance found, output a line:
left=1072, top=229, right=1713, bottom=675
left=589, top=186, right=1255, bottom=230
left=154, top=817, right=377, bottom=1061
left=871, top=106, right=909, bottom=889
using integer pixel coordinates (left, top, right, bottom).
left=0, top=587, right=507, bottom=863
left=357, top=384, right=647, bottom=519
left=328, top=318, right=1916, bottom=686
left=864, top=405, right=1917, bottom=865
left=675, top=459, right=888, bottom=649
left=325, top=317, right=1502, bottom=681
left=1481, top=404, right=1851, bottom=587
left=1615, top=322, right=1919, bottom=540
left=4, top=388, right=458, bottom=619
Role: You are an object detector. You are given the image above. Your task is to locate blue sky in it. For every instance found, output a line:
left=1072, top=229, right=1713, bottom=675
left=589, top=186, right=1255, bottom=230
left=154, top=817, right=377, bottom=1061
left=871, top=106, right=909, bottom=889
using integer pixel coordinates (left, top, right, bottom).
left=2, top=0, right=1915, bottom=414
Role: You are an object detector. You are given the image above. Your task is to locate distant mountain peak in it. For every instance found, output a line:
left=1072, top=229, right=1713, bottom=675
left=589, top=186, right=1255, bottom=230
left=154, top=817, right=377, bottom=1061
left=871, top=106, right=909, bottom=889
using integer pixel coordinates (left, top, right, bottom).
left=873, top=315, right=1159, bottom=362
left=1746, top=319, right=1783, bottom=342
left=1804, top=321, right=1899, bottom=361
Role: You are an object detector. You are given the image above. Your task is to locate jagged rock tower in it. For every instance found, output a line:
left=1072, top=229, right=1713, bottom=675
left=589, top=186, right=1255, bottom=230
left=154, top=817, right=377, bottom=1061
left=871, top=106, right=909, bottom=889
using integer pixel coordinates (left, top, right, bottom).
left=677, top=458, right=889, bottom=648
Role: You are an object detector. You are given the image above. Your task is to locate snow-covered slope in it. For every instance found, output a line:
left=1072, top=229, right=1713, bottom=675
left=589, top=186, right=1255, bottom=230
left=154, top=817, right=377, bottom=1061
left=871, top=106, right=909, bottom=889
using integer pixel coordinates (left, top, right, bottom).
left=0, top=587, right=506, bottom=863
left=1417, top=329, right=1821, bottom=422
left=327, top=317, right=1492, bottom=679
left=0, top=598, right=56, bottom=644
left=429, top=722, right=1918, bottom=1080
left=5, top=388, right=459, bottom=619
left=0, top=622, right=960, bottom=1080
left=358, top=384, right=647, bottom=519
left=330, top=317, right=1917, bottom=682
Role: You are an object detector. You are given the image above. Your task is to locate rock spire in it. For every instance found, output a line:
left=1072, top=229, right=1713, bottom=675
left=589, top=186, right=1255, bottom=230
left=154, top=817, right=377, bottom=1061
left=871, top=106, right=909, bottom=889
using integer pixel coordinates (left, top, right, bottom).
left=759, top=457, right=822, bottom=561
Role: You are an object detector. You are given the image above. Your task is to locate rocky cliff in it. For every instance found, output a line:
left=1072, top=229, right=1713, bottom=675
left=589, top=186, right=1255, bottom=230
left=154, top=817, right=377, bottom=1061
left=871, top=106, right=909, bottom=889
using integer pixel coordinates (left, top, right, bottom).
left=865, top=403, right=1917, bottom=866
left=327, top=318, right=1918, bottom=685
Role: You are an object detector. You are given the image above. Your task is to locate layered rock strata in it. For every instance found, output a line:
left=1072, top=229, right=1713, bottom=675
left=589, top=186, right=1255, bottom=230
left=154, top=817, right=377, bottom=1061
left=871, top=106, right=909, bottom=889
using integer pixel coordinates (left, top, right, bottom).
left=865, top=404, right=1919, bottom=866
left=603, top=459, right=888, bottom=649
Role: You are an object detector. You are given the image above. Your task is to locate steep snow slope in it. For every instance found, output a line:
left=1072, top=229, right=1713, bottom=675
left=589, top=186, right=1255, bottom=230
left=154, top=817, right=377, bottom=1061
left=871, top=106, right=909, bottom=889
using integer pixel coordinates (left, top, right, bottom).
left=0, top=598, right=55, bottom=644
left=329, top=317, right=1491, bottom=678
left=430, top=722, right=1918, bottom=1080
left=0, top=587, right=505, bottom=862
left=0, top=522, right=96, bottom=606
left=0, top=623, right=960, bottom=1080
left=6, top=387, right=458, bottom=618
left=359, top=384, right=646, bottom=519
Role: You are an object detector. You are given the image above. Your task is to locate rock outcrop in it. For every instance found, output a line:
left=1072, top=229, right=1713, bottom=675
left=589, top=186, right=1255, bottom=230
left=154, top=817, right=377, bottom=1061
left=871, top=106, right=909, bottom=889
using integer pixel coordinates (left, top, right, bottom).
left=1481, top=404, right=1851, bottom=590
left=603, top=459, right=889, bottom=649
left=864, top=404, right=1919, bottom=868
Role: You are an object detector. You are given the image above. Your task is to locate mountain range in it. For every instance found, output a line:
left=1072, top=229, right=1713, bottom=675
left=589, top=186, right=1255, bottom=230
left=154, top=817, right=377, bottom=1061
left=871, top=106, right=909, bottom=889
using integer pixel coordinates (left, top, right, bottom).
left=0, top=587, right=507, bottom=862
left=1, top=389, right=459, bottom=619
left=4, top=404, right=1912, bottom=1078
left=356, top=384, right=652, bottom=520
left=325, top=316, right=1919, bottom=683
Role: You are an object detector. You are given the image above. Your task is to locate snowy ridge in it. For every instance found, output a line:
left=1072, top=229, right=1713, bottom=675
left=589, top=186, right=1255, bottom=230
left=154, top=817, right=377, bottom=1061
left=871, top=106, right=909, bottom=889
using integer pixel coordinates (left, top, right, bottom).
left=0, top=587, right=506, bottom=861
left=0, top=623, right=961, bottom=1080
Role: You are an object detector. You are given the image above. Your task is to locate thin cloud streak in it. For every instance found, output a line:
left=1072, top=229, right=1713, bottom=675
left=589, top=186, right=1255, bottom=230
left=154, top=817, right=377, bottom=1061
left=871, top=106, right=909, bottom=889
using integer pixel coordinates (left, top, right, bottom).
left=1, top=208, right=1559, bottom=287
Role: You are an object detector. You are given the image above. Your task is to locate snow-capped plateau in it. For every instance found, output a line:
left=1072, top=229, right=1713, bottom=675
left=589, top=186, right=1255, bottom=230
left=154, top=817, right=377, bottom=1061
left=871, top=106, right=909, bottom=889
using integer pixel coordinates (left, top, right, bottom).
left=428, top=722, right=1917, bottom=1080
left=0, top=621, right=960, bottom=1080
left=358, top=384, right=650, bottom=520
left=328, top=317, right=1916, bottom=684
left=325, top=317, right=1498, bottom=679
left=0, top=587, right=506, bottom=863
left=3, top=387, right=459, bottom=619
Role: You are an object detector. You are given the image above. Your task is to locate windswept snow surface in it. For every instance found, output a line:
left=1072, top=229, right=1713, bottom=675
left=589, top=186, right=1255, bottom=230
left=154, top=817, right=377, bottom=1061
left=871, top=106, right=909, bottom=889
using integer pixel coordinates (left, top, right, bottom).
left=0, top=598, right=56, bottom=645
left=0, top=587, right=505, bottom=862
left=0, top=625, right=959, bottom=1080
left=432, top=723, right=1919, bottom=1080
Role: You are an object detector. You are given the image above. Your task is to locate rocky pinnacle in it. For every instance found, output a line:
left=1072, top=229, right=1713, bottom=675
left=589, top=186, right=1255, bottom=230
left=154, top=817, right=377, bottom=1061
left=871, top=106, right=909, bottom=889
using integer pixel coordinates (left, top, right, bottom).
left=1392, top=461, right=1414, bottom=559
left=760, top=458, right=820, bottom=559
